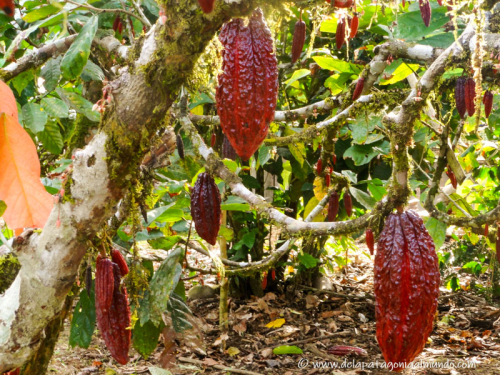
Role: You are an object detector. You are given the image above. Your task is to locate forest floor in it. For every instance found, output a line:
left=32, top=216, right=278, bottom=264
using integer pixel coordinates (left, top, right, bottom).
left=48, top=239, right=500, bottom=375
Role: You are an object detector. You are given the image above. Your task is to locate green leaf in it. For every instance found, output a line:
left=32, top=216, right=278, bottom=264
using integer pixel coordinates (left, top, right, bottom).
left=41, top=97, right=69, bottom=118
left=11, top=71, right=34, bottom=95
left=343, top=141, right=390, bottom=166
left=37, top=121, right=64, bottom=154
left=22, top=103, right=48, bottom=133
left=41, top=57, right=61, bottom=92
left=61, top=15, right=99, bottom=80
left=297, top=253, right=318, bottom=269
left=380, top=62, right=420, bottom=85
left=288, top=142, right=306, bottom=166
left=81, top=60, right=105, bottom=82
left=56, top=88, right=100, bottom=122
left=285, top=69, right=310, bottom=88
left=23, top=5, right=59, bottom=23
left=273, top=345, right=303, bottom=355
left=349, top=187, right=376, bottom=210
left=312, top=56, right=361, bottom=74
left=156, top=208, right=184, bottom=223
left=394, top=5, right=450, bottom=42
left=149, top=236, right=182, bottom=250
left=218, top=226, right=234, bottom=241
left=0, top=200, right=7, bottom=217
left=69, top=288, right=96, bottom=349
left=425, top=217, right=447, bottom=250
left=167, top=293, right=194, bottom=333
left=366, top=180, right=387, bottom=201
left=133, top=320, right=162, bottom=359
left=258, top=145, right=272, bottom=167
left=221, top=196, right=251, bottom=212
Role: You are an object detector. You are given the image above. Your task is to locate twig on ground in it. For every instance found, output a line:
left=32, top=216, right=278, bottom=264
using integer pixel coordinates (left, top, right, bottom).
left=178, top=356, right=264, bottom=375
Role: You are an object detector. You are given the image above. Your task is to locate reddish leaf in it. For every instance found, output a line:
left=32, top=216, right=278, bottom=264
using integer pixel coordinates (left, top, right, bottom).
left=0, top=113, right=53, bottom=230
left=0, top=80, right=18, bottom=118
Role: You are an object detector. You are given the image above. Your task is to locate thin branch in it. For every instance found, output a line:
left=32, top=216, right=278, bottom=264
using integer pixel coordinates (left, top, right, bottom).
left=66, top=0, right=149, bottom=25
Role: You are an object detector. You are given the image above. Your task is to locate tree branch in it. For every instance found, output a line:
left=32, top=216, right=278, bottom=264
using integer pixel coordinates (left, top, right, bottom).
left=66, top=0, right=150, bottom=26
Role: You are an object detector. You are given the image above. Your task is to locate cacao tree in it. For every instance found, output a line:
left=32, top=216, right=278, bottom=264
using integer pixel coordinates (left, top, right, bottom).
left=0, top=0, right=500, bottom=373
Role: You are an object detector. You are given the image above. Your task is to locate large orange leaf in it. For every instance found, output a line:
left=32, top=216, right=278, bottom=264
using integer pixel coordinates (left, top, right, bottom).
left=0, top=112, right=53, bottom=230
left=0, top=80, right=18, bottom=118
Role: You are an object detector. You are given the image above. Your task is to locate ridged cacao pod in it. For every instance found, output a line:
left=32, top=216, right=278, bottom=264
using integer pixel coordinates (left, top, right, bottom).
left=85, top=264, right=93, bottom=297
left=446, top=168, right=457, bottom=189
left=455, top=77, right=467, bottom=120
left=96, top=263, right=131, bottom=365
left=96, top=257, right=114, bottom=311
left=349, top=15, right=359, bottom=39
left=352, top=76, right=365, bottom=101
left=327, top=345, right=367, bottom=356
left=419, top=0, right=431, bottom=27
left=336, top=16, right=346, bottom=50
left=483, top=90, right=493, bottom=119
left=326, top=0, right=354, bottom=7
left=375, top=210, right=439, bottom=370
left=0, top=0, right=14, bottom=16
left=366, top=228, right=374, bottom=255
left=111, top=249, right=129, bottom=277
left=464, top=78, right=476, bottom=117
left=112, top=15, right=120, bottom=32
left=291, top=19, right=306, bottom=64
left=497, top=227, right=500, bottom=264
left=222, top=134, right=237, bottom=160
left=344, top=191, right=352, bottom=217
left=191, top=172, right=221, bottom=245
left=176, top=134, right=185, bottom=159
left=216, top=9, right=278, bottom=161
left=327, top=191, right=339, bottom=222
left=198, top=0, right=215, bottom=13
left=325, top=174, right=331, bottom=188
left=316, top=158, right=323, bottom=174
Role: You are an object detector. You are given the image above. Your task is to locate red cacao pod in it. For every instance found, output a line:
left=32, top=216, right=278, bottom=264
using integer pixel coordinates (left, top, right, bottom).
left=85, top=264, right=93, bottom=297
left=366, top=228, right=374, bottom=255
left=3, top=369, right=20, bottom=375
left=262, top=273, right=267, bottom=290
left=375, top=210, right=439, bottom=370
left=211, top=133, right=216, bottom=148
left=222, top=134, right=237, bottom=160
left=326, top=0, right=354, bottom=7
left=445, top=168, right=457, bottom=189
left=483, top=90, right=493, bottom=119
left=419, top=0, right=431, bottom=27
left=325, top=174, right=331, bottom=187
left=96, top=257, right=114, bottom=311
left=216, top=9, right=278, bottom=161
left=327, top=345, right=367, bottom=356
left=484, top=223, right=489, bottom=236
left=112, top=15, right=121, bottom=32
left=0, top=0, right=14, bottom=16
left=316, top=158, right=323, bottom=174
left=291, top=19, right=306, bottom=64
left=332, top=154, right=337, bottom=165
left=191, top=172, right=221, bottom=245
left=352, top=76, right=365, bottom=101
left=198, top=0, right=215, bottom=13
left=455, top=77, right=467, bottom=120
left=349, top=15, right=359, bottom=39
left=96, top=263, right=131, bottom=365
left=271, top=269, right=276, bottom=281
left=176, top=134, right=185, bottom=159
left=327, top=191, right=339, bottom=222
left=344, top=190, right=352, bottom=217
left=336, top=16, right=346, bottom=50
left=111, top=249, right=129, bottom=277
left=464, top=78, right=476, bottom=117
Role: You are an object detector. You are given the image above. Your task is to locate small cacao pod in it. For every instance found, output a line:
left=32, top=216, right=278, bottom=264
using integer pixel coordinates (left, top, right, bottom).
left=216, top=9, right=278, bottom=161
left=176, top=134, right=185, bottom=159
left=375, top=210, right=439, bottom=369
left=455, top=77, right=467, bottom=120
left=211, top=133, right=216, bottom=148
left=111, top=249, right=129, bottom=277
left=96, top=257, right=114, bottom=311
left=85, top=264, right=93, bottom=297
left=446, top=168, right=457, bottom=189
left=262, top=273, right=268, bottom=290
left=485, top=223, right=489, bottom=236
left=349, top=15, right=359, bottom=39
left=327, top=191, right=339, bottom=222
left=222, top=134, right=237, bottom=160
left=332, top=154, right=337, bottom=165
left=198, top=0, right=215, bottom=13
left=336, top=16, right=346, bottom=50
left=419, top=0, right=431, bottom=27
left=464, top=78, right=476, bottom=117
left=271, top=269, right=276, bottom=281
left=483, top=90, right=493, bottom=119
left=327, top=345, right=367, bottom=356
left=316, top=158, right=323, bottom=174
left=1, top=0, right=14, bottom=16
left=352, top=76, right=365, bottom=101
left=291, top=18, right=306, bottom=64
left=96, top=263, right=131, bottom=365
left=191, top=172, right=221, bottom=245
left=366, top=228, right=374, bottom=255
left=112, top=15, right=121, bottom=32
left=344, top=190, right=353, bottom=217
left=325, top=174, right=331, bottom=187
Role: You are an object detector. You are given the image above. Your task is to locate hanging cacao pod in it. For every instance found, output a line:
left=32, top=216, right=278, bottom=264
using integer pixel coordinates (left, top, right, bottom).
left=344, top=190, right=353, bottom=217
left=366, top=228, right=374, bottom=255
left=112, top=15, right=121, bottom=32
left=176, top=134, right=185, bottom=159
left=349, top=15, right=359, bottom=39
left=95, top=256, right=114, bottom=311
left=191, top=172, right=221, bottom=245
left=316, top=158, right=323, bottom=174
left=352, top=76, right=365, bottom=101
left=336, top=16, right=346, bottom=50
left=485, top=223, right=489, bottom=236
left=445, top=168, right=457, bottom=189
left=211, top=133, right=216, bottom=148
left=419, top=0, right=431, bottom=27
left=327, top=191, right=339, bottom=222
left=455, top=77, right=467, bottom=120
left=327, top=345, right=367, bottom=356
left=262, top=273, right=268, bottom=290
left=85, top=264, right=93, bottom=297
left=332, top=154, right=337, bottom=165
left=483, top=90, right=493, bottom=119
left=271, top=269, right=276, bottom=280
left=111, top=249, right=129, bottom=277
left=0, top=0, right=14, bottom=16
left=216, top=9, right=278, bottom=161
left=291, top=18, right=306, bottom=64
left=222, top=134, right=237, bottom=160
left=96, top=263, right=131, bottom=365
left=325, top=0, right=354, bottom=7
left=198, top=0, right=215, bottom=13
left=464, top=78, right=476, bottom=117
left=325, top=174, right=331, bottom=188
left=375, top=210, right=439, bottom=370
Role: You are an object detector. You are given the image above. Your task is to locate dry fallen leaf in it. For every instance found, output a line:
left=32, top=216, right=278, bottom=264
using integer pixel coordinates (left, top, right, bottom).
left=305, top=294, right=320, bottom=309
